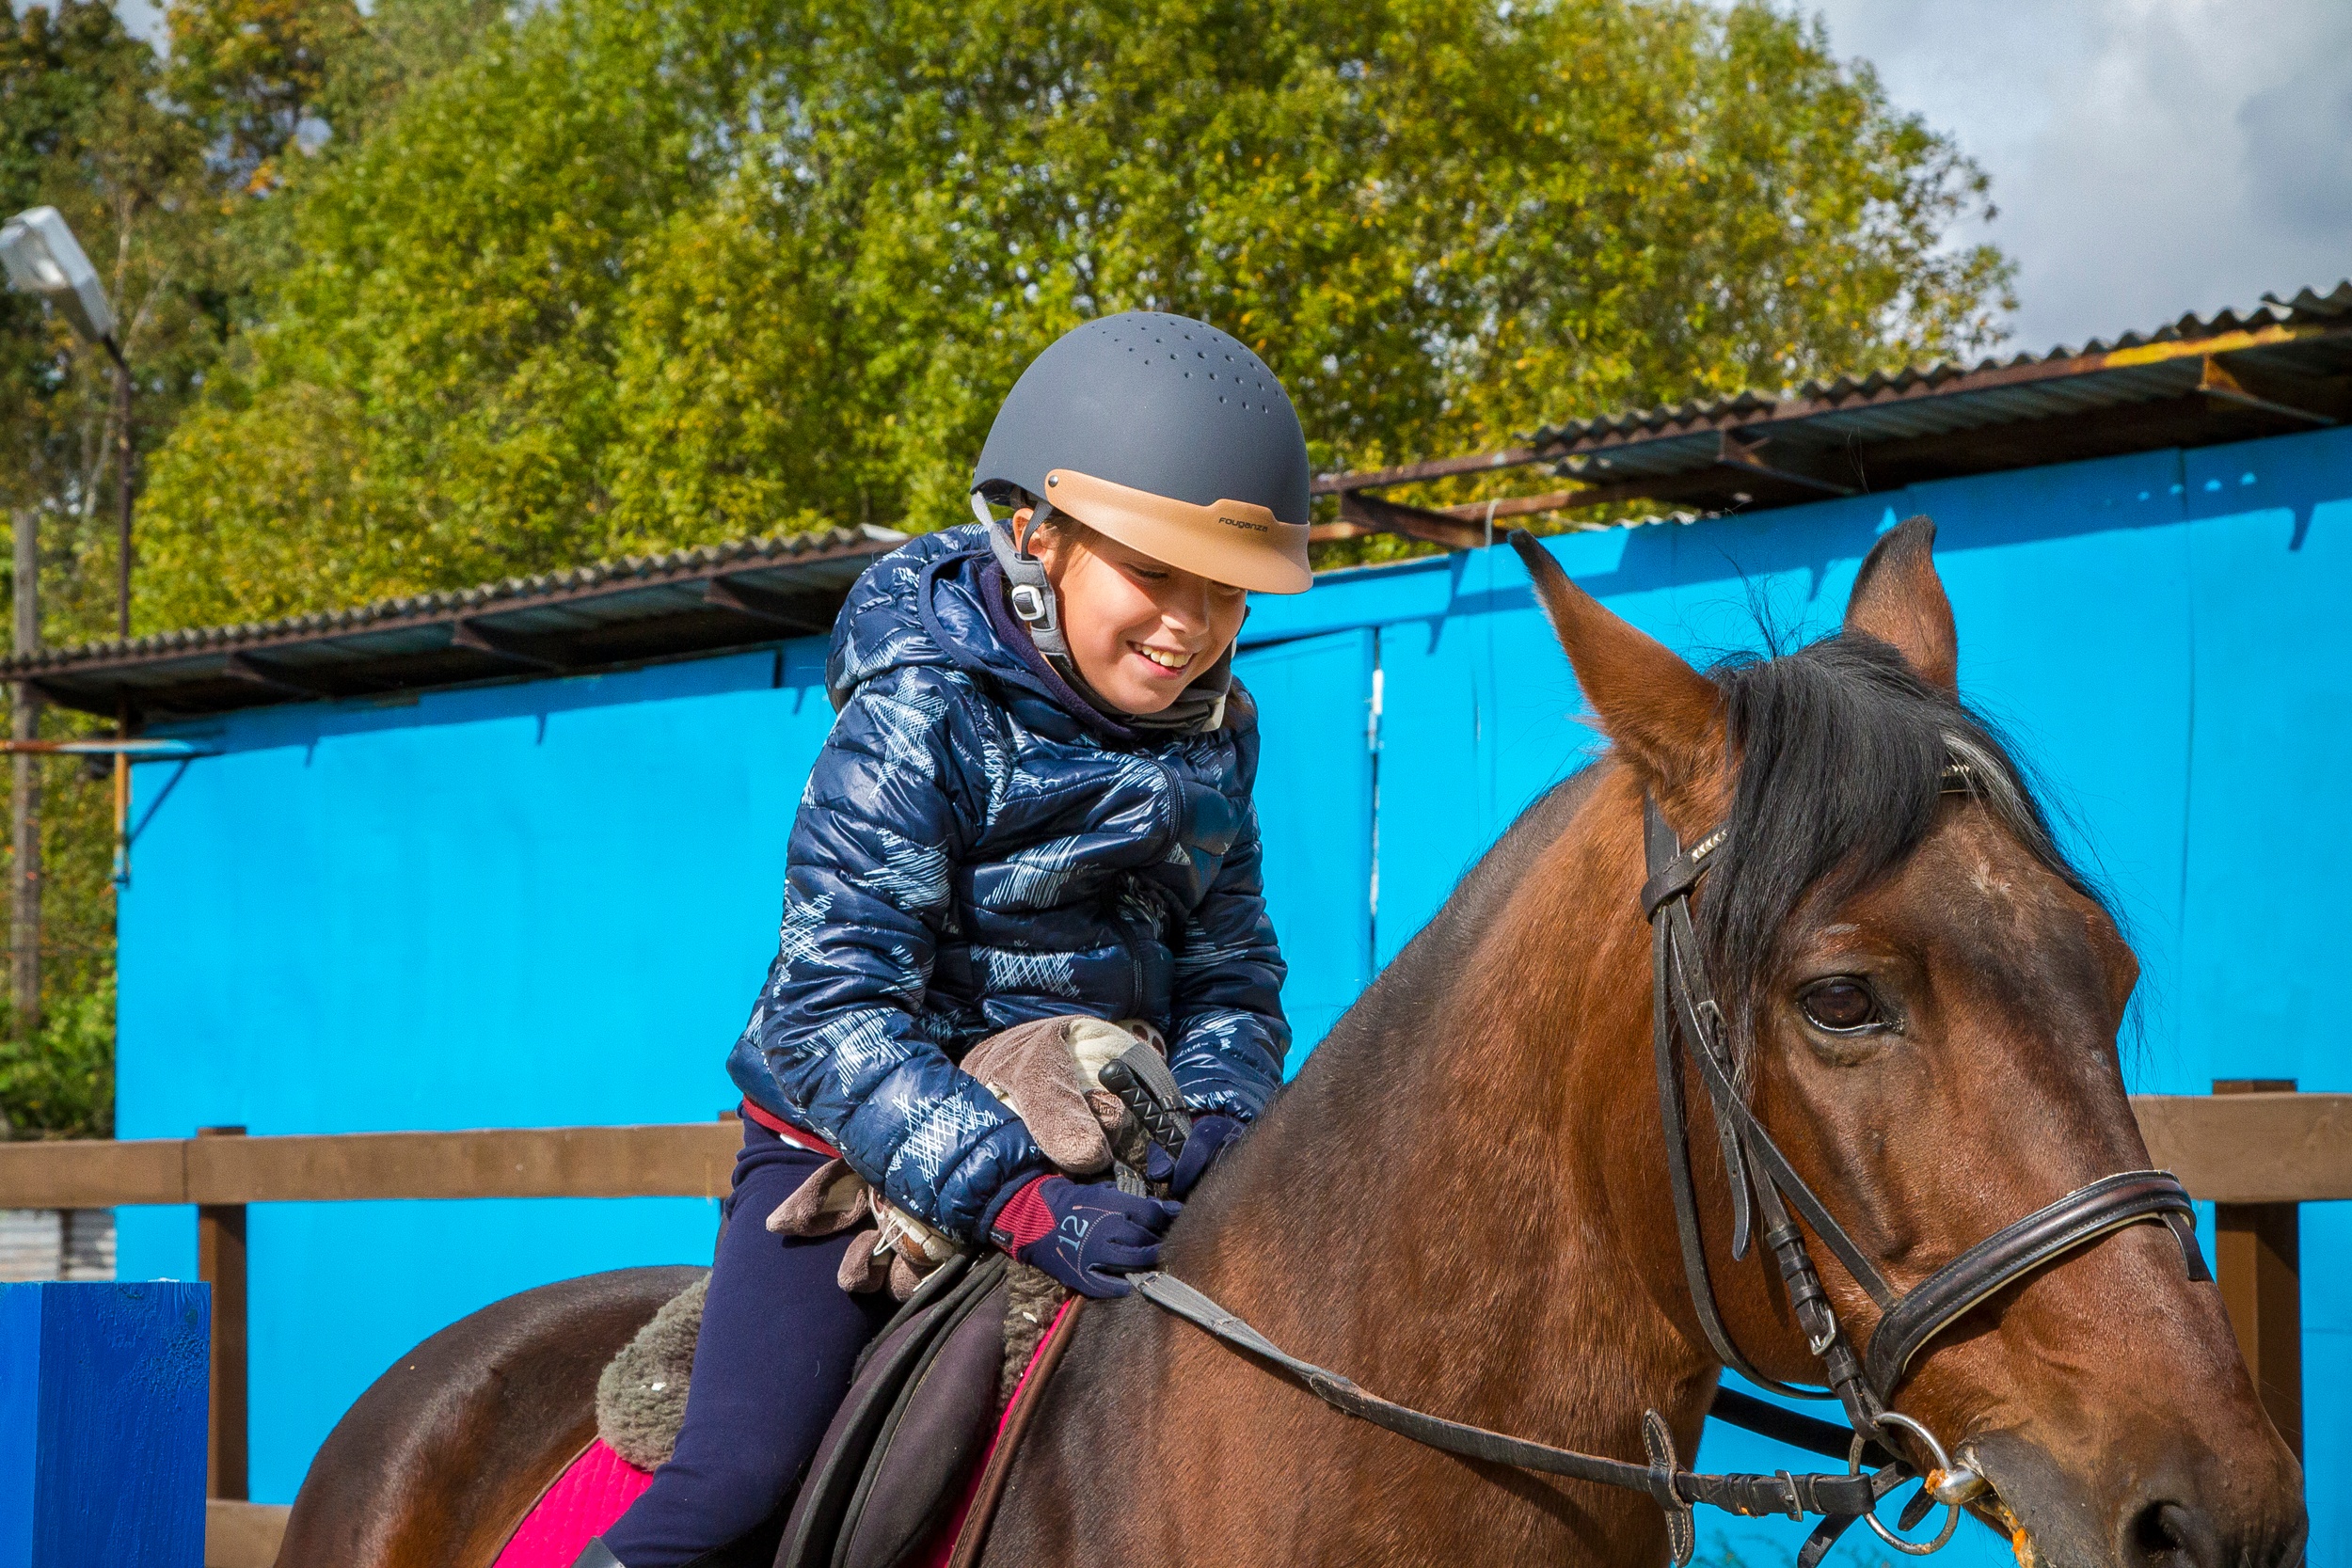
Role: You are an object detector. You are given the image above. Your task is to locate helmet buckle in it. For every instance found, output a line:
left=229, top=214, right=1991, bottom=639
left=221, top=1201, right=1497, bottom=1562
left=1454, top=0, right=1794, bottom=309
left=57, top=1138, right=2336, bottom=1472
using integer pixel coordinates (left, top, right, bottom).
left=1009, top=582, right=1051, bottom=626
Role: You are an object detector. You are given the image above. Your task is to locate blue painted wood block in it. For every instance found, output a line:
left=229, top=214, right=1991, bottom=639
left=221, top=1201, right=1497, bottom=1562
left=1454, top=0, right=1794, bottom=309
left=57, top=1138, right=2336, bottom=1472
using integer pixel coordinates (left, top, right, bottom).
left=0, top=1281, right=210, bottom=1568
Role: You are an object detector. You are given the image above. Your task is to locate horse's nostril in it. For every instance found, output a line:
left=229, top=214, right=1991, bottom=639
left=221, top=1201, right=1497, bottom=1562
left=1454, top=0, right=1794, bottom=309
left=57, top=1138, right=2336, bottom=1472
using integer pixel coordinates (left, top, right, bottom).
left=2127, top=1502, right=2220, bottom=1568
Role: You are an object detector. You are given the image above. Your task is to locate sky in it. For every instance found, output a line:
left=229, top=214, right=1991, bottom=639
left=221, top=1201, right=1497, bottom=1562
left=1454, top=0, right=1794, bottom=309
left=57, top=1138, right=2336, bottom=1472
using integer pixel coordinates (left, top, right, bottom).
left=1804, top=0, right=2352, bottom=353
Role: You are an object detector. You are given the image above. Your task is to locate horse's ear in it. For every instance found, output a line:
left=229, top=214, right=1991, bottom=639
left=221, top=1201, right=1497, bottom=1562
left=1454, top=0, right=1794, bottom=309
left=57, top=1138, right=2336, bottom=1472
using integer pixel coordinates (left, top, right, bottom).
left=1509, top=531, right=1721, bottom=784
left=1844, top=517, right=1958, bottom=692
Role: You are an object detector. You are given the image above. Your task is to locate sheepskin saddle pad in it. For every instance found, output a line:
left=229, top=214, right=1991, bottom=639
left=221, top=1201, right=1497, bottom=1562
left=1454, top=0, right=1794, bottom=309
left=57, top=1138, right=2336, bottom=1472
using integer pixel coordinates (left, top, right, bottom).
left=597, top=1254, right=1067, bottom=1568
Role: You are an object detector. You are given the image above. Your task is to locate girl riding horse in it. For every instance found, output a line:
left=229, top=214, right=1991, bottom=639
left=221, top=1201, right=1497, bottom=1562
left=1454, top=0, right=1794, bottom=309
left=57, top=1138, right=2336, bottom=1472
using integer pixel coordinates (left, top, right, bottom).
left=584, top=312, right=1317, bottom=1568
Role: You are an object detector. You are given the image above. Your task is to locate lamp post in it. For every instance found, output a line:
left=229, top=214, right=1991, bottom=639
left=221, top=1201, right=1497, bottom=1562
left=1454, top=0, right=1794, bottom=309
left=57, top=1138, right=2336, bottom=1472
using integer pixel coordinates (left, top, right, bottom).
left=0, top=207, right=131, bottom=639
left=0, top=206, right=136, bottom=914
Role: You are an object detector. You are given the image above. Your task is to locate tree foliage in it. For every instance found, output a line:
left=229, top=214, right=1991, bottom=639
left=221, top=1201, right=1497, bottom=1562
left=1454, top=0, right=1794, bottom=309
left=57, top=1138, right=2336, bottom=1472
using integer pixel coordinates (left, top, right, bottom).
left=3, top=0, right=2011, bottom=1135
left=136, top=0, right=2012, bottom=628
left=0, top=0, right=495, bottom=1132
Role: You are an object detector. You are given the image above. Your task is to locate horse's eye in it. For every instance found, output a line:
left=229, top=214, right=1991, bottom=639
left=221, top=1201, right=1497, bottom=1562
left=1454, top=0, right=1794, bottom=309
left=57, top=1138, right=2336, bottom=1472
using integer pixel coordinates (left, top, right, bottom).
left=1800, top=979, right=1879, bottom=1033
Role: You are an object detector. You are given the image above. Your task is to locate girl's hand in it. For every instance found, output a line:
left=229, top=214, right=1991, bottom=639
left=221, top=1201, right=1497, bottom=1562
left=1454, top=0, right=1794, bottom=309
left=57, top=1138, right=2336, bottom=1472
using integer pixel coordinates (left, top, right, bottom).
left=1146, top=1114, right=1243, bottom=1198
left=988, top=1175, right=1180, bottom=1298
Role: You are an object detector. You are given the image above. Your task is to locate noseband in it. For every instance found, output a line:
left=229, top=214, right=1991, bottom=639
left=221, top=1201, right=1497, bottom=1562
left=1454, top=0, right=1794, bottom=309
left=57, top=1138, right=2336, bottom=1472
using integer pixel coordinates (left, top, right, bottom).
left=1138, top=771, right=2210, bottom=1564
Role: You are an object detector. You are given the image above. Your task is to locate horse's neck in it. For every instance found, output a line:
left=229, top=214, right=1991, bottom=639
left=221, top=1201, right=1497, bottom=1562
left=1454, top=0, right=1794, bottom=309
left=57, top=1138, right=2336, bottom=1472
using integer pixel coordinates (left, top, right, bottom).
left=1168, top=767, right=1712, bottom=1446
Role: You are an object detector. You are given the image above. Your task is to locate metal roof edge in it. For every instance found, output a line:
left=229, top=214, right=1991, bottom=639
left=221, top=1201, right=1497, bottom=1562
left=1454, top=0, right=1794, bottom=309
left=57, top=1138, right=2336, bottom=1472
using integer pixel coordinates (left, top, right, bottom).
left=0, top=525, right=905, bottom=680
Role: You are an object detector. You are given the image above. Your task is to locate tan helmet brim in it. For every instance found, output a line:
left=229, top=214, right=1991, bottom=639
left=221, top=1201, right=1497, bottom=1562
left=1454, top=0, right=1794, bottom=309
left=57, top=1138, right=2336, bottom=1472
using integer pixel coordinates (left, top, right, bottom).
left=1041, top=468, right=1312, bottom=594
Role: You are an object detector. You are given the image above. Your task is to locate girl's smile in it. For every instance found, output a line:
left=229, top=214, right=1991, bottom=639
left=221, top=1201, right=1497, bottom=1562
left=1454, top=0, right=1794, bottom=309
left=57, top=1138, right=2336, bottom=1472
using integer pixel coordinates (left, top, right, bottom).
left=1130, top=641, right=1198, bottom=674
left=1023, top=511, right=1248, bottom=715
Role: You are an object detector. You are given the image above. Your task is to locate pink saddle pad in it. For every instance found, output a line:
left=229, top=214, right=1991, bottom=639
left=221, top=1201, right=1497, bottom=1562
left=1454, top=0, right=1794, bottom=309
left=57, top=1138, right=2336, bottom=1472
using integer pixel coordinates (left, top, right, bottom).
left=492, top=1440, right=655, bottom=1568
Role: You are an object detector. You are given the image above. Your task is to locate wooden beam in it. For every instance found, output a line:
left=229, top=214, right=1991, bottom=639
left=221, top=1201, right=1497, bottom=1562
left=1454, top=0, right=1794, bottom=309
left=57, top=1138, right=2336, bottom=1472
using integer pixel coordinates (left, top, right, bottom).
left=1714, top=432, right=1860, bottom=497
left=2131, top=1091, right=2352, bottom=1203
left=177, top=1121, right=743, bottom=1204
left=205, top=1501, right=290, bottom=1568
left=1, top=1096, right=2345, bottom=1212
left=197, top=1126, right=248, bottom=1503
left=20, top=674, right=109, bottom=720
left=220, top=654, right=357, bottom=700
left=2210, top=1080, right=2302, bottom=1462
left=1312, top=444, right=1559, bottom=495
left=702, top=576, right=836, bottom=633
left=450, top=618, right=569, bottom=671
left=1336, top=491, right=1490, bottom=551
left=1434, top=490, right=1585, bottom=524
left=0, top=1134, right=190, bottom=1206
left=2195, top=356, right=2344, bottom=427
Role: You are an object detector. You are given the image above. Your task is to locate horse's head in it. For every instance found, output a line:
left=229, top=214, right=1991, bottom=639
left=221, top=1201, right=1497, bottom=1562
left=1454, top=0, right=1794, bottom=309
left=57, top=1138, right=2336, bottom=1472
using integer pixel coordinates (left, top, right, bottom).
left=1516, top=522, right=2304, bottom=1568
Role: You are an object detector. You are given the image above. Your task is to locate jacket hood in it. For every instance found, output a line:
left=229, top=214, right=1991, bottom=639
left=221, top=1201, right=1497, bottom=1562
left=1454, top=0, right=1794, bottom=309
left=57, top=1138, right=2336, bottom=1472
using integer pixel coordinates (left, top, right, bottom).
left=827, top=524, right=1238, bottom=742
left=827, top=525, right=1032, bottom=709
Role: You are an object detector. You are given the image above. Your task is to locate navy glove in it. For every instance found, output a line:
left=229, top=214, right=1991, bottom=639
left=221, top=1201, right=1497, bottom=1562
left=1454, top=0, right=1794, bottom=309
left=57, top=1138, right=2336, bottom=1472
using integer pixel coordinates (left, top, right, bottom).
left=988, top=1175, right=1180, bottom=1298
left=1145, top=1114, right=1244, bottom=1198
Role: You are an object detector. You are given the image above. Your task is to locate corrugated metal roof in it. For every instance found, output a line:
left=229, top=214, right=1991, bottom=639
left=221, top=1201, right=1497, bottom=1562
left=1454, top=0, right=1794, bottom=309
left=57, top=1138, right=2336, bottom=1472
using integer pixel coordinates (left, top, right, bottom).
left=13, top=280, right=2351, bottom=721
left=1304, top=280, right=2352, bottom=536
left=6, top=526, right=903, bottom=720
left=1520, top=281, right=2352, bottom=510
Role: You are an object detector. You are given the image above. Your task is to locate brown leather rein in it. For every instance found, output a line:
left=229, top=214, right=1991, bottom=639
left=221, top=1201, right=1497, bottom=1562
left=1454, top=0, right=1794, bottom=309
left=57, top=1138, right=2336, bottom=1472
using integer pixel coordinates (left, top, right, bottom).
left=1136, top=769, right=2211, bottom=1565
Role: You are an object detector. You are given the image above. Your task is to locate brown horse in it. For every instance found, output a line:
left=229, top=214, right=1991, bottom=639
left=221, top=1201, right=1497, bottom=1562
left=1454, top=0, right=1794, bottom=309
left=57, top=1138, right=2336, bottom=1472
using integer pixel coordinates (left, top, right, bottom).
left=278, top=522, right=2304, bottom=1568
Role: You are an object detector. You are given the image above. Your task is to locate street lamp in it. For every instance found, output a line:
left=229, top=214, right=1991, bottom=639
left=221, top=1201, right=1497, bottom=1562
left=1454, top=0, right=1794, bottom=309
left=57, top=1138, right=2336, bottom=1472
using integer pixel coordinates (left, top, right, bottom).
left=0, top=206, right=132, bottom=639
left=1, top=205, right=138, bottom=893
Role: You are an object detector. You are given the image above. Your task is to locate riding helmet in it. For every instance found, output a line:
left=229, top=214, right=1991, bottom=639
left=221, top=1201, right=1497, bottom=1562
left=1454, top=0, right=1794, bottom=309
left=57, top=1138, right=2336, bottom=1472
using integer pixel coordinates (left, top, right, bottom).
left=969, top=313, right=1314, bottom=655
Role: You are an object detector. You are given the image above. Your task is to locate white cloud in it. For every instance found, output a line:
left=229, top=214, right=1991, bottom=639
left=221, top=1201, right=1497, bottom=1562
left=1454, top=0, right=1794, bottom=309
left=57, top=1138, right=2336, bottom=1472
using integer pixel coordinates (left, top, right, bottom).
left=1804, top=0, right=2352, bottom=352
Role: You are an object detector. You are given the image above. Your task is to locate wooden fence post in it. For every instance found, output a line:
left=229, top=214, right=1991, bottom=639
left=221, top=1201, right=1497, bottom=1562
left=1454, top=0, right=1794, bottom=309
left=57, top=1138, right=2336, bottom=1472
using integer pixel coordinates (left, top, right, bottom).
left=197, top=1126, right=248, bottom=1502
left=2211, top=1080, right=2301, bottom=1461
left=0, top=1279, right=211, bottom=1566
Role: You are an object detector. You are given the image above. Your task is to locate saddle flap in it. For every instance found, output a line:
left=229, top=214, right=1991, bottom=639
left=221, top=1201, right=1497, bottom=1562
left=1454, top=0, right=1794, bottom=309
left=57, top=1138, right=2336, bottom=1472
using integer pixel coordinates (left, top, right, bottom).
left=835, top=1270, right=1012, bottom=1568
left=778, top=1253, right=998, bottom=1568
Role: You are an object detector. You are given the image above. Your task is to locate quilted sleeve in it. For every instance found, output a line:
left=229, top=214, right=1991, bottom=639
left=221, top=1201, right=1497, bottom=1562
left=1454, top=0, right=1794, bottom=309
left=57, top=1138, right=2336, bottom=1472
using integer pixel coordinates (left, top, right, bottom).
left=744, top=664, right=1051, bottom=1243
left=1167, top=794, right=1290, bottom=1121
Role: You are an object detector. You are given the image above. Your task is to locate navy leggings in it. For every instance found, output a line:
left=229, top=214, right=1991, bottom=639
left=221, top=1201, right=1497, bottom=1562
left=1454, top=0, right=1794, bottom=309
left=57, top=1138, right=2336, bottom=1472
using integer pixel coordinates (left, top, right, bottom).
left=602, top=1120, right=898, bottom=1568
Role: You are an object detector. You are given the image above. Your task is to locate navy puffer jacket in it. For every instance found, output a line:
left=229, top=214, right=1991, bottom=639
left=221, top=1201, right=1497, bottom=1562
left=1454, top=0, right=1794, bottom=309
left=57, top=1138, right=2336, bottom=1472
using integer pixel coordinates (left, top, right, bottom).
left=726, top=525, right=1289, bottom=1243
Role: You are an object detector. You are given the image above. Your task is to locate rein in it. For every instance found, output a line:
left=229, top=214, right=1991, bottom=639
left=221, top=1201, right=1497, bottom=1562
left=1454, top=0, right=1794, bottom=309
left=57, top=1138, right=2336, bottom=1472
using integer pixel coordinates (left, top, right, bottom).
left=1136, top=772, right=2211, bottom=1565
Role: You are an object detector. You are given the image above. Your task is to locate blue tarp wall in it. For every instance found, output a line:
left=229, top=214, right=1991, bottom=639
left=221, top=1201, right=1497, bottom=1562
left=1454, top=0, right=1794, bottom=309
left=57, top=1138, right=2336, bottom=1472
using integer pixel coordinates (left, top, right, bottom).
left=117, top=423, right=2352, bottom=1563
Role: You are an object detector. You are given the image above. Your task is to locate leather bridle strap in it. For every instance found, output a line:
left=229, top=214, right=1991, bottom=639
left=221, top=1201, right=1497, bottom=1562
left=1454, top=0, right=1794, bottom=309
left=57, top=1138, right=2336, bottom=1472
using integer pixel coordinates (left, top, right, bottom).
left=1135, top=1269, right=1885, bottom=1560
left=1636, top=785, right=2212, bottom=1567
left=1645, top=796, right=1892, bottom=1433
left=1640, top=789, right=2209, bottom=1413
left=1863, top=1169, right=2208, bottom=1395
left=1131, top=781, right=2217, bottom=1568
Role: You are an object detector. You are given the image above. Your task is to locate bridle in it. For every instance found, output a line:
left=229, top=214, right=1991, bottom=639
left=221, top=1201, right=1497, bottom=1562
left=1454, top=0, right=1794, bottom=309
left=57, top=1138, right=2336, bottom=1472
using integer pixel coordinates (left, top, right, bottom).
left=1636, top=776, right=2207, bottom=1560
left=1135, top=766, right=2211, bottom=1564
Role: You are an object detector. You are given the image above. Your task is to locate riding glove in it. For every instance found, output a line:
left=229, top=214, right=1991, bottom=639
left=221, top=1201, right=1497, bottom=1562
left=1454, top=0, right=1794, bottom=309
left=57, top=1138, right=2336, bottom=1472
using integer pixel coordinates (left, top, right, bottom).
left=1145, top=1114, right=1243, bottom=1198
left=987, top=1175, right=1180, bottom=1298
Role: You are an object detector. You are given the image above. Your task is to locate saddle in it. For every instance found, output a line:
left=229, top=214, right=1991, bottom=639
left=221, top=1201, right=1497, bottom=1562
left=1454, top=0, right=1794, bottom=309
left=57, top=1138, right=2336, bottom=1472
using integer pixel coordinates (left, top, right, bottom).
left=775, top=1252, right=1081, bottom=1568
left=766, top=1016, right=1169, bottom=1567
left=593, top=1018, right=1175, bottom=1567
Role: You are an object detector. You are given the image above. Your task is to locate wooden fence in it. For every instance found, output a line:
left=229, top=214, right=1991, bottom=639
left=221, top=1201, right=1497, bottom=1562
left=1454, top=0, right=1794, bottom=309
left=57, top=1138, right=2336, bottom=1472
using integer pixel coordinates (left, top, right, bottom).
left=1, top=1091, right=2339, bottom=1568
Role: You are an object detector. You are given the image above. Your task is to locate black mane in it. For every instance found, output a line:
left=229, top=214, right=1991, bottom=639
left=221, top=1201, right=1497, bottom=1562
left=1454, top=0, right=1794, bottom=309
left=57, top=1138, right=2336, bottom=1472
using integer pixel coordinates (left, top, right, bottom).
left=1700, top=631, right=2105, bottom=1051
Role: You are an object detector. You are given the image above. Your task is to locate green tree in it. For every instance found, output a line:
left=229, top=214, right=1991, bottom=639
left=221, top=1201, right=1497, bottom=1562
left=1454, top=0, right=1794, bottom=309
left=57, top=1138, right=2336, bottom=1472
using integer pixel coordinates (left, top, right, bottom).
left=0, top=0, right=501, bottom=1133
left=137, top=0, right=2012, bottom=629
left=0, top=1, right=218, bottom=1136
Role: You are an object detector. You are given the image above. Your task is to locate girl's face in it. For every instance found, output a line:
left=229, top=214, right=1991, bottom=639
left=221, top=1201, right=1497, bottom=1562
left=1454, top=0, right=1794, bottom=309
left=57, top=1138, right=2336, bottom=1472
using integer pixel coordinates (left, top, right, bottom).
left=1022, top=511, right=1248, bottom=715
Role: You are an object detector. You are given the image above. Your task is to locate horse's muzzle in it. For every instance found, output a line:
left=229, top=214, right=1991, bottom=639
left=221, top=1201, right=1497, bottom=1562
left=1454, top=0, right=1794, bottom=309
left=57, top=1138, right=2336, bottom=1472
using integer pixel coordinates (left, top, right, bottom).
left=1964, top=1428, right=2307, bottom=1568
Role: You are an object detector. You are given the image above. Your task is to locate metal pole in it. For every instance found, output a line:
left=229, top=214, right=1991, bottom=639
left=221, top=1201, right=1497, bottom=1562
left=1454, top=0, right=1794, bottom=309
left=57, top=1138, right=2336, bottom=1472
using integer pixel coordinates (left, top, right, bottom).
left=106, top=339, right=129, bottom=640
left=103, top=339, right=131, bottom=885
left=9, top=505, right=38, bottom=1068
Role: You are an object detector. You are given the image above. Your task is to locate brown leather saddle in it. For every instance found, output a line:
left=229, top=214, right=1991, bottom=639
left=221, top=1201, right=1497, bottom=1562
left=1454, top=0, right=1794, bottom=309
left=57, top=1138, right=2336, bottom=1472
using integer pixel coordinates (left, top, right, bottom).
left=773, top=1252, right=1078, bottom=1568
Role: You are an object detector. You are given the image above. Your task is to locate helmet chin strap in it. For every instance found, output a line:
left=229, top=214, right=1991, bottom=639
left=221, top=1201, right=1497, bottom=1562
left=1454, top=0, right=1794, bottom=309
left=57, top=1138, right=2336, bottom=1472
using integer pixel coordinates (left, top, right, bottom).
left=973, top=490, right=1072, bottom=662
